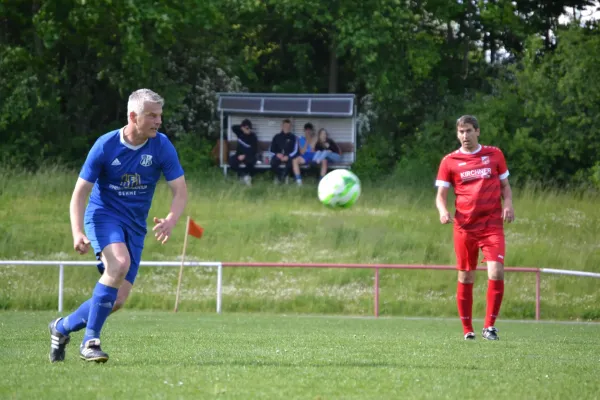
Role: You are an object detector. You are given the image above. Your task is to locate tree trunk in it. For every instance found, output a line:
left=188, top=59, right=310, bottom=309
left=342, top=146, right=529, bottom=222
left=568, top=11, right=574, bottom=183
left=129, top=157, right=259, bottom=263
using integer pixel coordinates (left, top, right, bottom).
left=328, top=39, right=338, bottom=93
left=32, top=0, right=43, bottom=56
left=490, top=33, right=496, bottom=64
left=446, top=21, right=453, bottom=43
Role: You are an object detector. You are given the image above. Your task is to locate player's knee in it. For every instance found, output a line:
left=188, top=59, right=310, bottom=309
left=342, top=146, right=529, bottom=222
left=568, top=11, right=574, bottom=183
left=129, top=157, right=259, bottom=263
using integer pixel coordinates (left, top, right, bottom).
left=489, top=269, right=504, bottom=280
left=487, top=262, right=504, bottom=280
left=109, top=257, right=130, bottom=279
left=458, top=270, right=475, bottom=284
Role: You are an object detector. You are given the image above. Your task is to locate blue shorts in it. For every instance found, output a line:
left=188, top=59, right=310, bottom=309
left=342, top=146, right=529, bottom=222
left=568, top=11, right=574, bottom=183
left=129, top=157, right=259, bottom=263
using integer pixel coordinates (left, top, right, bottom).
left=84, top=219, right=145, bottom=284
left=302, top=152, right=315, bottom=163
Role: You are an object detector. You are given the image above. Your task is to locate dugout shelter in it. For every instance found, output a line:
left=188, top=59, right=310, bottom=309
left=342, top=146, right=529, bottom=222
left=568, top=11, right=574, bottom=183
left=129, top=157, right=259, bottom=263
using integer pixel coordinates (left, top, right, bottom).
left=216, top=92, right=357, bottom=175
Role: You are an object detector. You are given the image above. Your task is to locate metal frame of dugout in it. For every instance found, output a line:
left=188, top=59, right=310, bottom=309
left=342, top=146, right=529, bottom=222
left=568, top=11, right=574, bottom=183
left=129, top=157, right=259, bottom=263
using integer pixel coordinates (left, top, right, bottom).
left=216, top=92, right=357, bottom=176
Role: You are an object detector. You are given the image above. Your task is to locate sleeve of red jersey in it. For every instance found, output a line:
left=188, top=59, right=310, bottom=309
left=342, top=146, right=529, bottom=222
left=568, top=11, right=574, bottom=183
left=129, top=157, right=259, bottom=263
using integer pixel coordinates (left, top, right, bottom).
left=435, top=157, right=452, bottom=188
left=497, top=149, right=510, bottom=180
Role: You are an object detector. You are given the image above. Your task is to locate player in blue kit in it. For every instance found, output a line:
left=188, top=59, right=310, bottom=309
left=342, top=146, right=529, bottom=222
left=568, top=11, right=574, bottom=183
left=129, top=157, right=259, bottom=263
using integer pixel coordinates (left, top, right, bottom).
left=48, top=89, right=188, bottom=363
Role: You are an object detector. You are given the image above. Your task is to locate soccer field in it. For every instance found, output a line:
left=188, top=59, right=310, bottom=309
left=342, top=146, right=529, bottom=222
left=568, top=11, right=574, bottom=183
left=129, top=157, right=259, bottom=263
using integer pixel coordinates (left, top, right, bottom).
left=1, top=312, right=598, bottom=399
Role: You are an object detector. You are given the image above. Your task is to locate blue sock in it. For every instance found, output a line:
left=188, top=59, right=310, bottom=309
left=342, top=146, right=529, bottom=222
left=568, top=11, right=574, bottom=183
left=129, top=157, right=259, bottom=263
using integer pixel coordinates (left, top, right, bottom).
left=295, top=174, right=302, bottom=180
left=56, top=298, right=93, bottom=335
left=82, top=282, right=118, bottom=345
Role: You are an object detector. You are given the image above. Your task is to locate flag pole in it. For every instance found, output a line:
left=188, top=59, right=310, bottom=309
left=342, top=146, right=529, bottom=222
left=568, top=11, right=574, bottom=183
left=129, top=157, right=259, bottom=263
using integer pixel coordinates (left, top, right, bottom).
left=174, top=216, right=191, bottom=312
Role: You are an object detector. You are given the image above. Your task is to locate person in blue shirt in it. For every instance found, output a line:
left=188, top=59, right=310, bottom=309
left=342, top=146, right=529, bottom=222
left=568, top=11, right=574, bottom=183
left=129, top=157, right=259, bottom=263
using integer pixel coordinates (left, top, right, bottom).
left=292, top=123, right=327, bottom=185
left=48, top=89, right=188, bottom=363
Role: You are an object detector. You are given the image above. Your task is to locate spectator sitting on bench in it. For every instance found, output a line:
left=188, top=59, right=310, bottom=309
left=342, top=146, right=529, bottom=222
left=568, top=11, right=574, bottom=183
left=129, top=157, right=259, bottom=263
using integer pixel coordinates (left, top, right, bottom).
left=293, top=123, right=325, bottom=185
left=269, top=119, right=298, bottom=183
left=229, top=118, right=258, bottom=185
left=313, top=128, right=342, bottom=165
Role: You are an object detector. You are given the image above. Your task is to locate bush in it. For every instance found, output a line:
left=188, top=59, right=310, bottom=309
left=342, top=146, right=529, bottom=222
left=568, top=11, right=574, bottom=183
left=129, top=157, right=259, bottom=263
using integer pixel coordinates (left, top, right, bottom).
left=174, top=133, right=216, bottom=176
left=352, top=135, right=398, bottom=182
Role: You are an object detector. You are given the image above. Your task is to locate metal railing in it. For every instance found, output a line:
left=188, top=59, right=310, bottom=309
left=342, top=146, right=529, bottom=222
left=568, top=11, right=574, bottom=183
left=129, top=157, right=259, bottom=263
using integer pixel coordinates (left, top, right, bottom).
left=2, top=260, right=599, bottom=320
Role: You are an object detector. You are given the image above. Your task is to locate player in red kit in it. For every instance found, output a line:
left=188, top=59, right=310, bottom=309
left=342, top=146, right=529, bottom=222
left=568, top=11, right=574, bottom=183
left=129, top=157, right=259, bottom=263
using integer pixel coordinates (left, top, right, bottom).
left=435, top=115, right=514, bottom=340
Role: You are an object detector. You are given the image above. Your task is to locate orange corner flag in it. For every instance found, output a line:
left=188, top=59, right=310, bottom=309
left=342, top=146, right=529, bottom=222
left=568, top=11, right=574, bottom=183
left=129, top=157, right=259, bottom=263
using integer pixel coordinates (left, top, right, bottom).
left=188, top=218, right=204, bottom=239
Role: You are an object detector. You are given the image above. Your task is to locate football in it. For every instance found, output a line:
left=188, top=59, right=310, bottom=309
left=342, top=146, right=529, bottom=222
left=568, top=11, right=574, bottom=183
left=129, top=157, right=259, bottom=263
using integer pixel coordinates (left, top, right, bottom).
left=318, top=169, right=361, bottom=207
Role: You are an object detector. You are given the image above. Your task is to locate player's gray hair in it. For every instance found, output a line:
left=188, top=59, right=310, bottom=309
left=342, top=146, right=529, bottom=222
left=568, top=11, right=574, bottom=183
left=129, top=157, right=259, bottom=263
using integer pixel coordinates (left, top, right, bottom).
left=127, top=89, right=164, bottom=116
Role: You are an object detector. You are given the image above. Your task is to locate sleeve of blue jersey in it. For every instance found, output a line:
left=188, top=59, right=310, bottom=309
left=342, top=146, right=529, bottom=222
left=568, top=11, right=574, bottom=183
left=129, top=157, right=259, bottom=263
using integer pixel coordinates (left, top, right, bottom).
left=160, top=134, right=185, bottom=181
left=79, top=138, right=105, bottom=183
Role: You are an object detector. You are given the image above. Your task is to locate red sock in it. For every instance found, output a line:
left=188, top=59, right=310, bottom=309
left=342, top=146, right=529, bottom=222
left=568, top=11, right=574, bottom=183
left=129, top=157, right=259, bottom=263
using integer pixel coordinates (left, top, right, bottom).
left=484, top=279, right=504, bottom=328
left=456, top=282, right=474, bottom=334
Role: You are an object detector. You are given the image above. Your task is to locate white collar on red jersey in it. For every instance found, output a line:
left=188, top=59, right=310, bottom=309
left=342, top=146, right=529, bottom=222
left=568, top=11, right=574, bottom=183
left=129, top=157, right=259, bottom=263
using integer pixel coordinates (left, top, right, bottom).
left=459, top=144, right=482, bottom=155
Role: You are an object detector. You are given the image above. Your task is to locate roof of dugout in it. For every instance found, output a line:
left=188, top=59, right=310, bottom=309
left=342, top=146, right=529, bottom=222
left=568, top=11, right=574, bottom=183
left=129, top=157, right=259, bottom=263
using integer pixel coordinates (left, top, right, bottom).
left=216, top=93, right=355, bottom=117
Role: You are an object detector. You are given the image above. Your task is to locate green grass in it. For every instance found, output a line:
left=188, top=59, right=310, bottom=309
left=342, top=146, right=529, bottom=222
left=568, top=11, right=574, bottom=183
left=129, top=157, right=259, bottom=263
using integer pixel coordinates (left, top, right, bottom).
left=1, top=311, right=599, bottom=399
left=0, top=168, right=599, bottom=320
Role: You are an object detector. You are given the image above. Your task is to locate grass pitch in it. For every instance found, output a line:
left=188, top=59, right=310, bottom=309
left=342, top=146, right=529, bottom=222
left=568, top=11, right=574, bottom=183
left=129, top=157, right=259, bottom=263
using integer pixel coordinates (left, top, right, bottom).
left=1, top=168, right=600, bottom=320
left=1, top=311, right=599, bottom=399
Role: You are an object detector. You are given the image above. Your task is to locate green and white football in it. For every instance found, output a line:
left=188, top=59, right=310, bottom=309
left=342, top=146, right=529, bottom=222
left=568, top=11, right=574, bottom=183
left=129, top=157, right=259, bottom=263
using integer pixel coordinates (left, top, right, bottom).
left=318, top=169, right=361, bottom=208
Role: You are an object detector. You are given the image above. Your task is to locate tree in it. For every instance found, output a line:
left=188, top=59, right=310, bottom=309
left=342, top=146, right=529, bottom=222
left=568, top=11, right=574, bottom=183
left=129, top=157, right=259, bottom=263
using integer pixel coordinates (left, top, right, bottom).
left=0, top=0, right=239, bottom=168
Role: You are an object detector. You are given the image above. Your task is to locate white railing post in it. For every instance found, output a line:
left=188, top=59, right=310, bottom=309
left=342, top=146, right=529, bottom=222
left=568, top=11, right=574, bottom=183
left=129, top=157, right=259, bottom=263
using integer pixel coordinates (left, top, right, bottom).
left=216, top=262, right=223, bottom=314
left=58, top=264, right=64, bottom=313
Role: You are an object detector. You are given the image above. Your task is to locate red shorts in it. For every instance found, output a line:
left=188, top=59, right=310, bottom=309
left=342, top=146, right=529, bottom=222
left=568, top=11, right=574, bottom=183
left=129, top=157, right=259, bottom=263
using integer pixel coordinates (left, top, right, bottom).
left=453, top=229, right=505, bottom=271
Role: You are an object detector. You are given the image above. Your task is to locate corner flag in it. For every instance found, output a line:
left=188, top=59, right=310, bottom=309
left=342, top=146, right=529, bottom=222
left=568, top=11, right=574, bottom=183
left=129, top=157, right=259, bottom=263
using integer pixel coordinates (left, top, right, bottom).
left=174, top=216, right=204, bottom=312
left=188, top=218, right=204, bottom=239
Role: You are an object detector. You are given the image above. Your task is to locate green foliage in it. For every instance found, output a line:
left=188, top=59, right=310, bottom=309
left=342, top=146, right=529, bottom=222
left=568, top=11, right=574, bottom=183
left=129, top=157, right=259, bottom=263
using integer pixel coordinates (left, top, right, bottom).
left=174, top=133, right=216, bottom=176
left=0, top=0, right=598, bottom=185
left=590, top=162, right=600, bottom=189
left=464, top=26, right=600, bottom=186
left=0, top=44, right=63, bottom=167
left=0, top=0, right=239, bottom=169
left=352, top=135, right=398, bottom=182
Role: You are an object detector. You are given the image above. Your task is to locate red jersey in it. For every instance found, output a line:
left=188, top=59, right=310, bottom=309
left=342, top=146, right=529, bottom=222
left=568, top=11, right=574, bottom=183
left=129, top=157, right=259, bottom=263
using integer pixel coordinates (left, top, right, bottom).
left=436, top=145, right=509, bottom=232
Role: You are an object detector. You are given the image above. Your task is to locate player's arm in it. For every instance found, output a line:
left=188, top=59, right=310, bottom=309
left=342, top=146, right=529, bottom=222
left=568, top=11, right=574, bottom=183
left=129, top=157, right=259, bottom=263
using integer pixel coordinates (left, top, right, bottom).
left=500, top=178, right=514, bottom=223
left=287, top=137, right=298, bottom=159
left=231, top=124, right=243, bottom=138
left=270, top=136, right=283, bottom=159
left=435, top=158, right=453, bottom=224
left=70, top=178, right=94, bottom=254
left=435, top=185, right=453, bottom=224
left=497, top=149, right=514, bottom=223
left=299, top=138, right=307, bottom=155
left=153, top=175, right=188, bottom=244
left=165, top=175, right=187, bottom=224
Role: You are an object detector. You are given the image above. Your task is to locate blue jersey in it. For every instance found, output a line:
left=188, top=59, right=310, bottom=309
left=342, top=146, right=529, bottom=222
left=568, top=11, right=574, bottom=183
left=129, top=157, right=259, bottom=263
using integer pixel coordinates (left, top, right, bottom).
left=80, top=128, right=184, bottom=235
left=298, top=136, right=313, bottom=152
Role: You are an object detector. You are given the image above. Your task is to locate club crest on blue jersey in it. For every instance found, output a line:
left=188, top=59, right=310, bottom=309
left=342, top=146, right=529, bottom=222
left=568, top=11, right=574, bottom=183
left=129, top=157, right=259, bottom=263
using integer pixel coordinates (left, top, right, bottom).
left=140, top=154, right=153, bottom=167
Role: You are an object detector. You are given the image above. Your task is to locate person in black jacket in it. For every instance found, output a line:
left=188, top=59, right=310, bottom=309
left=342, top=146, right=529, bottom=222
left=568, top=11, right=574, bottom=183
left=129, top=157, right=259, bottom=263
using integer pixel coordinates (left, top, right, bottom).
left=229, top=119, right=258, bottom=185
left=269, top=119, right=298, bottom=183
